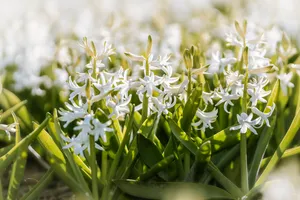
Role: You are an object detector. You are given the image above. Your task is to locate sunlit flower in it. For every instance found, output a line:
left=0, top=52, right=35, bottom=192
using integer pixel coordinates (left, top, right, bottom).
left=59, top=100, right=88, bottom=128
left=230, top=113, right=261, bottom=134
left=215, top=86, right=240, bottom=113
left=192, top=108, right=218, bottom=132
left=251, top=103, right=276, bottom=127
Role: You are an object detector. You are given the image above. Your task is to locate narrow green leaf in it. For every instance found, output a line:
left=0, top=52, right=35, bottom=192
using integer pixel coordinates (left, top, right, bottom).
left=1, top=100, right=27, bottom=121
left=35, top=122, right=66, bottom=167
left=137, top=134, right=163, bottom=167
left=138, top=113, right=157, bottom=138
left=35, top=122, right=90, bottom=195
left=207, top=162, right=243, bottom=198
left=186, top=141, right=211, bottom=182
left=20, top=168, right=54, bottom=200
left=0, top=144, right=13, bottom=157
left=52, top=109, right=92, bottom=192
left=0, top=89, right=32, bottom=130
left=288, top=53, right=300, bottom=64
left=180, top=87, right=202, bottom=132
left=114, top=179, right=234, bottom=200
left=201, top=144, right=240, bottom=184
left=0, top=115, right=50, bottom=174
left=109, top=107, right=134, bottom=179
left=248, top=109, right=277, bottom=188
left=167, top=118, right=198, bottom=155
left=260, top=146, right=300, bottom=169
left=138, top=154, right=175, bottom=181
left=205, top=126, right=245, bottom=153
left=255, top=107, right=300, bottom=186
left=7, top=113, right=28, bottom=200
left=265, top=80, right=279, bottom=108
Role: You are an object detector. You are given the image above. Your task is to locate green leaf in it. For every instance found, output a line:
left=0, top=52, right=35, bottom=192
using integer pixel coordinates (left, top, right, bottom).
left=248, top=109, right=277, bottom=188
left=167, top=118, right=198, bottom=155
left=288, top=53, right=300, bottom=64
left=35, top=122, right=90, bottom=196
left=255, top=104, right=300, bottom=186
left=0, top=115, right=50, bottom=175
left=201, top=144, right=240, bottom=184
left=20, top=168, right=54, bottom=200
left=265, top=80, right=279, bottom=108
left=7, top=113, right=28, bottom=200
left=0, top=144, right=13, bottom=157
left=51, top=109, right=92, bottom=192
left=137, top=134, right=163, bottom=167
left=138, top=154, right=175, bottom=181
left=1, top=100, right=27, bottom=121
left=137, top=113, right=157, bottom=138
left=185, top=141, right=211, bottom=182
left=0, top=89, right=32, bottom=130
left=207, top=162, right=243, bottom=198
left=205, top=126, right=245, bottom=153
left=114, top=179, right=234, bottom=200
left=180, top=87, right=202, bottom=132
left=137, top=113, right=163, bottom=150
left=260, top=146, right=300, bottom=169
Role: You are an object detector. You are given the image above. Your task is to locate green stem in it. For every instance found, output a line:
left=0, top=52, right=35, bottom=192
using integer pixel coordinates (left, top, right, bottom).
left=89, top=135, right=99, bottom=200
left=241, top=49, right=249, bottom=193
left=240, top=133, right=249, bottom=192
left=187, top=69, right=192, bottom=97
left=141, top=94, right=149, bottom=124
left=141, top=58, right=150, bottom=124
left=106, top=108, right=134, bottom=199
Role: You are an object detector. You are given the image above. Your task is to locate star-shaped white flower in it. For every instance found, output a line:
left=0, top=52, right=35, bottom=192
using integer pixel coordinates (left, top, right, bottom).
left=215, top=86, right=240, bottom=113
left=230, top=112, right=261, bottom=134
left=251, top=103, right=276, bottom=127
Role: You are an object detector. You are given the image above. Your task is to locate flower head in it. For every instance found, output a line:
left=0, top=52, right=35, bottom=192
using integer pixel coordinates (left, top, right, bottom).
left=230, top=112, right=261, bottom=134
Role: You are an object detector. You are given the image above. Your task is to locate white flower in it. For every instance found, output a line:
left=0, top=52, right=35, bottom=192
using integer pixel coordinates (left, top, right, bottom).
left=202, top=91, right=214, bottom=105
left=61, top=132, right=103, bottom=157
left=251, top=103, right=276, bottom=127
left=160, top=65, right=179, bottom=91
left=290, top=64, right=300, bottom=76
left=225, top=70, right=244, bottom=86
left=90, top=119, right=113, bottom=142
left=224, top=70, right=244, bottom=96
left=248, top=77, right=269, bottom=90
left=215, top=86, right=240, bottom=113
left=68, top=76, right=87, bottom=102
left=0, top=123, right=16, bottom=139
left=230, top=113, right=261, bottom=134
left=106, top=95, right=132, bottom=119
left=86, top=59, right=106, bottom=71
left=59, top=100, right=88, bottom=128
left=151, top=94, right=176, bottom=115
left=192, top=108, right=218, bottom=132
left=248, top=49, right=270, bottom=70
left=247, top=87, right=271, bottom=106
left=277, top=72, right=294, bottom=96
left=209, top=51, right=237, bottom=73
left=112, top=69, right=132, bottom=98
left=61, top=133, right=90, bottom=157
left=137, top=72, right=162, bottom=97
left=91, top=74, right=114, bottom=103
left=74, top=114, right=94, bottom=137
